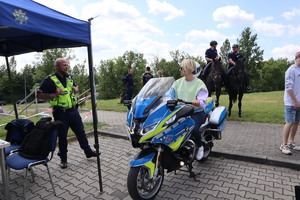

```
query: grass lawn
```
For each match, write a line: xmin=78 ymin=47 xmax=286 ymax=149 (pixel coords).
xmin=94 ymin=91 xmax=285 ymax=124
xmin=216 ymin=91 xmax=285 ymax=124
xmin=0 ymin=91 xmax=285 ymax=140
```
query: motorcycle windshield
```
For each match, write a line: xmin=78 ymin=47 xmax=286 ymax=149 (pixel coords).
xmin=136 ymin=77 xmax=175 ymax=101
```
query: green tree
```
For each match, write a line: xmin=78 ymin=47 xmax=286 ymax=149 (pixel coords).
xmin=97 ymin=59 xmax=119 ymax=99
xmin=33 ymin=48 xmax=75 ymax=85
xmin=97 ymin=51 xmax=146 ymax=99
xmin=72 ymin=60 xmax=89 ymax=95
xmin=21 ymin=64 xmax=36 ymax=101
xmin=219 ymin=39 xmax=231 ymax=68
xmin=122 ymin=51 xmax=147 ymax=95
xmin=237 ymin=27 xmax=264 ymax=90
xmin=0 ymin=56 xmax=25 ymax=103
xmin=151 ymin=50 xmax=204 ymax=80
xmin=260 ymin=58 xmax=291 ymax=91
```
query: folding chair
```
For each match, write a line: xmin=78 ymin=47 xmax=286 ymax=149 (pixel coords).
xmin=5 ymin=128 xmax=58 ymax=199
xmin=4 ymin=119 xmax=34 ymax=156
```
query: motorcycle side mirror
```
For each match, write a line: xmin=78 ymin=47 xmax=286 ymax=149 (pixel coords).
xmin=167 ymin=100 xmax=177 ymax=111
xmin=123 ymin=100 xmax=132 ymax=109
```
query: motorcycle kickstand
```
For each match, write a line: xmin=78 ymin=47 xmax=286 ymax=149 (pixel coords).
xmin=175 ymin=163 xmax=200 ymax=181
xmin=186 ymin=162 xmax=199 ymax=181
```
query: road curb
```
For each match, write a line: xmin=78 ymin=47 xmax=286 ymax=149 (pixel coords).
xmin=71 ymin=130 xmax=300 ymax=171
xmin=211 ymin=151 xmax=300 ymax=171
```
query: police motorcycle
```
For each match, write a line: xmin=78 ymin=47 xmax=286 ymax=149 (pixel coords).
xmin=124 ymin=77 xmax=227 ymax=200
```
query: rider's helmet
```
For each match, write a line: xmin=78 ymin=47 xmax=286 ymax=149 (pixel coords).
xmin=232 ymin=44 xmax=239 ymax=48
xmin=210 ymin=40 xmax=218 ymax=46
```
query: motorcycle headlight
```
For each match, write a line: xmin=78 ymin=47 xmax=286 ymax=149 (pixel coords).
xmin=141 ymin=123 xmax=157 ymax=135
xmin=165 ymin=115 xmax=176 ymax=126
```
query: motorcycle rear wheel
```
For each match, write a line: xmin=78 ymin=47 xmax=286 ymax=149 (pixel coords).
xmin=127 ymin=165 xmax=164 ymax=200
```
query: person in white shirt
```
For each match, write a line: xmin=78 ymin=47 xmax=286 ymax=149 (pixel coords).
xmin=280 ymin=51 xmax=300 ymax=155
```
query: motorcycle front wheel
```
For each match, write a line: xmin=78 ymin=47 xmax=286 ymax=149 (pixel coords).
xmin=127 ymin=165 xmax=164 ymax=200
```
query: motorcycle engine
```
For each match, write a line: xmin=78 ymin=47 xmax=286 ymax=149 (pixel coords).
xmin=177 ymin=139 xmax=196 ymax=163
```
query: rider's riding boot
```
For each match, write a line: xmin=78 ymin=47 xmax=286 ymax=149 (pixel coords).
xmin=246 ymin=85 xmax=252 ymax=93
xmin=196 ymin=146 xmax=204 ymax=160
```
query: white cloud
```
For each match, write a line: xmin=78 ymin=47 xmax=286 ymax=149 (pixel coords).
xmin=271 ymin=44 xmax=300 ymax=60
xmin=13 ymin=0 xmax=166 ymax=70
xmin=282 ymin=8 xmax=300 ymax=20
xmin=213 ymin=5 xmax=254 ymax=28
xmin=81 ymin=0 xmax=141 ymax=20
xmin=34 ymin=0 xmax=78 ymax=17
xmin=185 ymin=29 xmax=235 ymax=41
xmin=146 ymin=0 xmax=185 ymax=21
xmin=287 ymin=25 xmax=300 ymax=37
xmin=128 ymin=38 xmax=171 ymax=60
xmin=82 ymin=0 xmax=163 ymax=38
xmin=79 ymin=0 xmax=166 ymax=65
xmin=176 ymin=42 xmax=195 ymax=52
xmin=253 ymin=17 xmax=286 ymax=37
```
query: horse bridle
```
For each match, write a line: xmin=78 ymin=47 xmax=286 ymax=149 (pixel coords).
xmin=232 ymin=65 xmax=245 ymax=86
xmin=211 ymin=68 xmax=223 ymax=90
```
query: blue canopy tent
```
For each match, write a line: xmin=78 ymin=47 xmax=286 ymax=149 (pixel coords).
xmin=0 ymin=0 xmax=103 ymax=193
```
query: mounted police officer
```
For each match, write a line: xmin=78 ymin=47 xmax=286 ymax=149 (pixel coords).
xmin=228 ymin=44 xmax=243 ymax=69
xmin=227 ymin=44 xmax=251 ymax=91
xmin=201 ymin=40 xmax=220 ymax=81
xmin=37 ymin=58 xmax=98 ymax=169
xmin=227 ymin=44 xmax=243 ymax=76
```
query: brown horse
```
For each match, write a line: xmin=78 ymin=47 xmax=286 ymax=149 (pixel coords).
xmin=226 ymin=57 xmax=246 ymax=117
xmin=202 ymin=58 xmax=225 ymax=107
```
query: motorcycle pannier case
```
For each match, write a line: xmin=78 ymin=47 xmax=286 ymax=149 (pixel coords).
xmin=208 ymin=106 xmax=227 ymax=139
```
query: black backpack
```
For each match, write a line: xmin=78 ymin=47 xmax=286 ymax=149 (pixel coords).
xmin=19 ymin=117 xmax=63 ymax=160
xmin=142 ymin=73 xmax=153 ymax=85
xmin=5 ymin=119 xmax=34 ymax=145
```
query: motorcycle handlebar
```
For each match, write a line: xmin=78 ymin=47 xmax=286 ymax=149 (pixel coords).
xmin=177 ymin=99 xmax=192 ymax=105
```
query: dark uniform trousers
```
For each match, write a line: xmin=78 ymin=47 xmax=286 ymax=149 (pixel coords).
xmin=53 ymin=108 xmax=91 ymax=160
xmin=125 ymin=85 xmax=133 ymax=100
xmin=191 ymin=111 xmax=206 ymax=146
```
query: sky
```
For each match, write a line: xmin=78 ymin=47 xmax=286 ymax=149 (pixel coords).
xmin=5 ymin=0 xmax=300 ymax=71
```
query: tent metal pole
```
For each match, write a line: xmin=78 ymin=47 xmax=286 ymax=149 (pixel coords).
xmin=5 ymin=56 xmax=18 ymax=119
xmin=87 ymin=20 xmax=103 ymax=193
xmin=5 ymin=56 xmax=11 ymax=79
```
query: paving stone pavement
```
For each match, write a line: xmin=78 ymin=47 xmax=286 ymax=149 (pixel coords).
xmin=3 ymin=136 xmax=300 ymax=200
xmin=94 ymin=110 xmax=300 ymax=170
xmin=2 ymin=109 xmax=300 ymax=199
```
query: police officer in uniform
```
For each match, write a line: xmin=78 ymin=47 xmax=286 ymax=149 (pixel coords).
xmin=124 ymin=68 xmax=134 ymax=100
xmin=228 ymin=44 xmax=243 ymax=70
xmin=201 ymin=40 xmax=220 ymax=81
xmin=227 ymin=44 xmax=250 ymax=91
xmin=37 ymin=58 xmax=98 ymax=169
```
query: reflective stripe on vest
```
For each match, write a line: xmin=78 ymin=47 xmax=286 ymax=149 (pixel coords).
xmin=49 ymin=75 xmax=77 ymax=108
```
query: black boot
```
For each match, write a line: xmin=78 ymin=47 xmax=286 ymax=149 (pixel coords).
xmin=59 ymin=159 xmax=68 ymax=169
xmin=85 ymin=150 xmax=99 ymax=158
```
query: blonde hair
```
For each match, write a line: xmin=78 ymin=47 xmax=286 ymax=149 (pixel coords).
xmin=180 ymin=59 xmax=196 ymax=73
xmin=156 ymin=70 xmax=163 ymax=77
